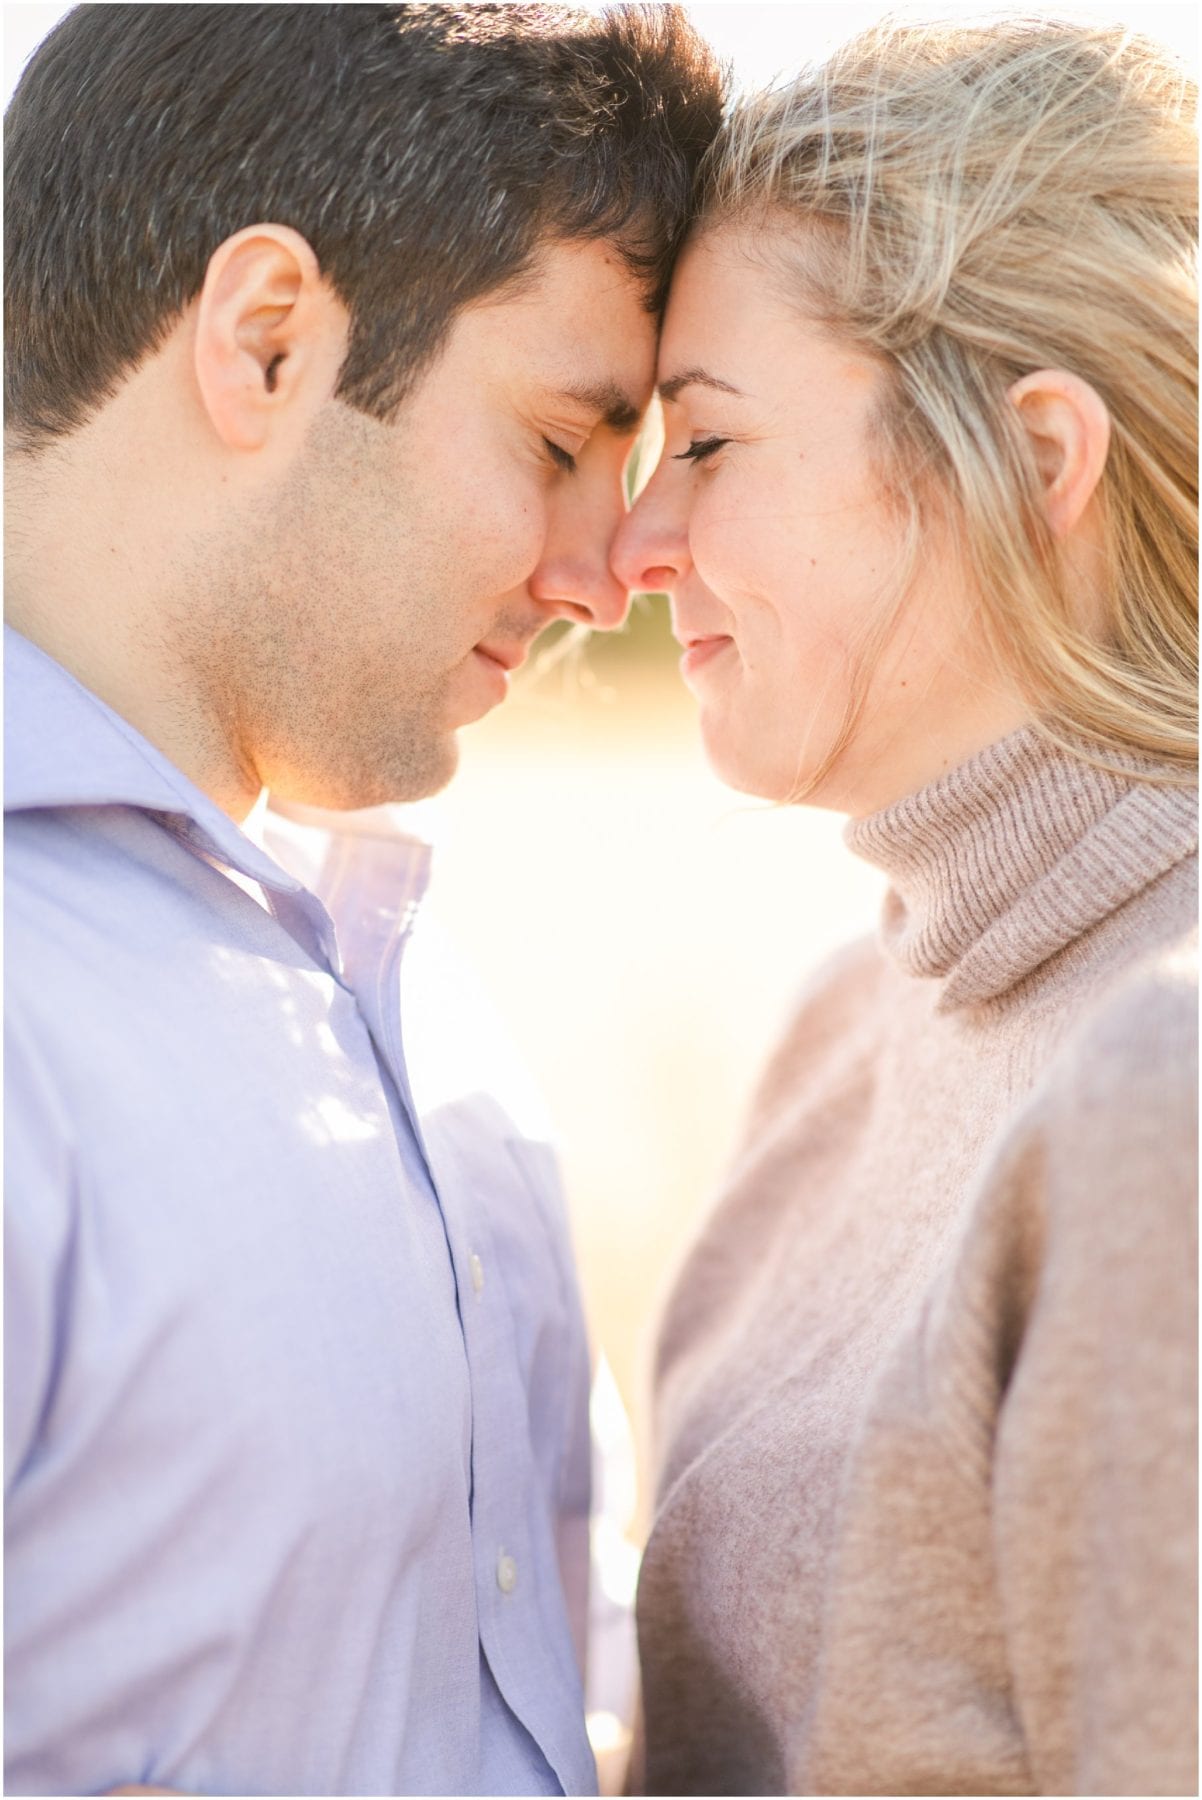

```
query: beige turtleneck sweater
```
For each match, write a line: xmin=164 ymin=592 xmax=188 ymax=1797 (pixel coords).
xmin=636 ymin=728 xmax=1198 ymax=1798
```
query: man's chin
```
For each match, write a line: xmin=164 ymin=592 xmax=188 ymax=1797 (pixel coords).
xmin=265 ymin=734 xmax=461 ymax=813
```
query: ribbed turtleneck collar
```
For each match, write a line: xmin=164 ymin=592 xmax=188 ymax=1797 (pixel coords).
xmin=844 ymin=726 xmax=1198 ymax=1009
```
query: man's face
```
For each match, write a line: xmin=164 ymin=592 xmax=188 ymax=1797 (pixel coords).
xmin=207 ymin=236 xmax=654 ymax=809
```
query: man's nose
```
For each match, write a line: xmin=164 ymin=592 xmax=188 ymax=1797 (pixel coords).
xmin=530 ymin=459 xmax=649 ymax=632
xmin=528 ymin=553 xmax=631 ymax=632
xmin=609 ymin=478 xmax=689 ymax=599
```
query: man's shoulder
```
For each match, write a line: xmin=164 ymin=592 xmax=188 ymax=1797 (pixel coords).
xmin=5 ymin=805 xmax=107 ymax=967
xmin=4 ymin=803 xmax=309 ymax=1140
xmin=5 ymin=803 xmax=193 ymax=975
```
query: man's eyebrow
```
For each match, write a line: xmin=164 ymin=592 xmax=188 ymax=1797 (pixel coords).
xmin=550 ymin=380 xmax=643 ymax=434
xmin=658 ymin=368 xmax=745 ymax=403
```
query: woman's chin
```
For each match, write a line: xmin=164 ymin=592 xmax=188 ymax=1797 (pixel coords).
xmin=697 ymin=709 xmax=850 ymax=808
xmin=698 ymin=713 xmax=793 ymax=802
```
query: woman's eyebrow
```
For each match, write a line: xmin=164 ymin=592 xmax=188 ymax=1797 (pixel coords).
xmin=658 ymin=367 xmax=745 ymax=403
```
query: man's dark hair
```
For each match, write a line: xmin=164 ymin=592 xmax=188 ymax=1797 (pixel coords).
xmin=4 ymin=2 xmax=725 ymax=447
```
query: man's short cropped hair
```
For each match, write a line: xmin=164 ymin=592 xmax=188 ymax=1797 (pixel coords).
xmin=4 ymin=2 xmax=725 ymax=448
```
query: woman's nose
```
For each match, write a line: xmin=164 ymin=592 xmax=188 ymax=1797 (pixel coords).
xmin=610 ymin=478 xmax=690 ymax=597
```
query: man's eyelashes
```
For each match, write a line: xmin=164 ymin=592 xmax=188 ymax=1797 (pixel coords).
xmin=542 ymin=437 xmax=578 ymax=474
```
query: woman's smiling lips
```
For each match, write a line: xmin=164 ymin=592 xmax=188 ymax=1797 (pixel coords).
xmin=677 ymin=632 xmax=735 ymax=679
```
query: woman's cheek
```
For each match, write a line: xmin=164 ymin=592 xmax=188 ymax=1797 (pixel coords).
xmin=691 ymin=505 xmax=753 ymax=603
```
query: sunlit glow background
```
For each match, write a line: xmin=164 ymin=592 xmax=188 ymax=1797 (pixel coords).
xmin=4 ymin=0 xmax=1195 ymax=1776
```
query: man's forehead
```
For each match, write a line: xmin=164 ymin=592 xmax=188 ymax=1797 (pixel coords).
xmin=460 ymin=236 xmax=657 ymax=427
xmin=543 ymin=318 xmax=658 ymax=428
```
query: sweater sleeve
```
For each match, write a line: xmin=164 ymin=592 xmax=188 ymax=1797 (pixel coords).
xmin=989 ymin=944 xmax=1198 ymax=1797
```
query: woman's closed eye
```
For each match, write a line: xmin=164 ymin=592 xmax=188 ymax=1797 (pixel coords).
xmin=673 ymin=435 xmax=730 ymax=464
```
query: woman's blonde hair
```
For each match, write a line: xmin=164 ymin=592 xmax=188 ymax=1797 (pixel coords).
xmin=700 ymin=13 xmax=1198 ymax=784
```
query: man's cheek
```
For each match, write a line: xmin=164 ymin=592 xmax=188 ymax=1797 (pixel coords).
xmin=469 ymin=487 xmax=547 ymax=595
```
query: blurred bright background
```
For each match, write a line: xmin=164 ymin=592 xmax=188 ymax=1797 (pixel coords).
xmin=4 ymin=0 xmax=1196 ymax=1771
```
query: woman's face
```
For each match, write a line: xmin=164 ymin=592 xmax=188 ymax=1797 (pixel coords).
xmin=612 ymin=222 xmax=1028 ymax=814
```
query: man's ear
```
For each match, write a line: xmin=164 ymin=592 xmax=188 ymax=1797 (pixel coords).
xmin=193 ymin=224 xmax=348 ymax=451
xmin=1007 ymin=368 xmax=1111 ymax=540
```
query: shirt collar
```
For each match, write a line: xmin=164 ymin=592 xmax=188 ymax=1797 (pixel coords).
xmin=3 ymin=626 xmax=434 ymax=908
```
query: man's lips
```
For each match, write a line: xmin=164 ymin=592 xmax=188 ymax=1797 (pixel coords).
xmin=473 ymin=641 xmax=530 ymax=673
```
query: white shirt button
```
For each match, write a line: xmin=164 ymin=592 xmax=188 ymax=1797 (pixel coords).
xmin=496 ymin=1552 xmax=518 ymax=1595
xmin=469 ymin=1253 xmax=485 ymax=1295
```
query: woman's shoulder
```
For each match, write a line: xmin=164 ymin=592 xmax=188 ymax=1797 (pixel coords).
xmin=925 ymin=925 xmax=1196 ymax=1492
xmin=1039 ymin=921 xmax=1197 ymax=1139
xmin=990 ymin=921 xmax=1197 ymax=1259
xmin=742 ymin=931 xmax=888 ymax=1137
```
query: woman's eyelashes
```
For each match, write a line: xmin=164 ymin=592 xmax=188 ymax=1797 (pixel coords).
xmin=673 ymin=435 xmax=730 ymax=464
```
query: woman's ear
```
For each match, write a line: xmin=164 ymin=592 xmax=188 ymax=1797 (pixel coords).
xmin=193 ymin=223 xmax=348 ymax=451
xmin=1007 ymin=368 xmax=1111 ymax=540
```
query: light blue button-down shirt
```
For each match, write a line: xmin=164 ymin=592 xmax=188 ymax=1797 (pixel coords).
xmin=4 ymin=627 xmax=596 ymax=1798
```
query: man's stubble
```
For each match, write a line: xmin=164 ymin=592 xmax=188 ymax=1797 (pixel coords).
xmin=169 ymin=403 xmax=468 ymax=812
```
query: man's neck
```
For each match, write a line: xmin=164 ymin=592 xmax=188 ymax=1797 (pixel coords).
xmin=5 ymin=448 xmax=262 ymax=824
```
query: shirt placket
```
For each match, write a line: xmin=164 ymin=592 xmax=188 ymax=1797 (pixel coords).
xmin=331 ymin=846 xmax=594 ymax=1795
xmin=421 ymin=1109 xmax=594 ymax=1794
